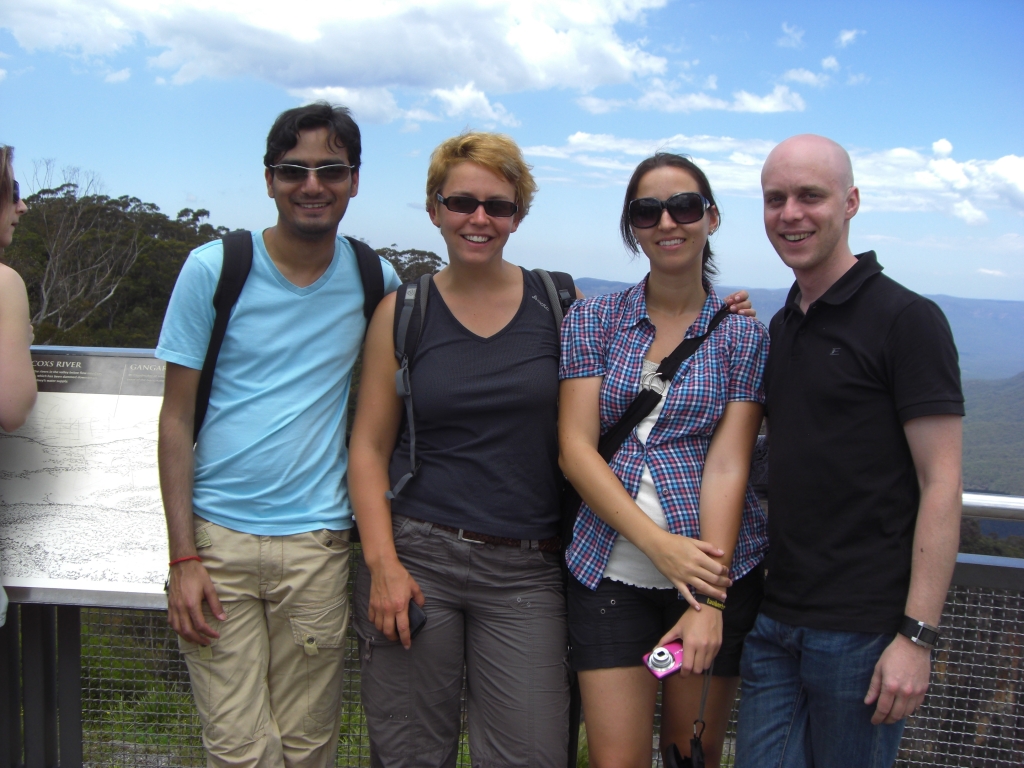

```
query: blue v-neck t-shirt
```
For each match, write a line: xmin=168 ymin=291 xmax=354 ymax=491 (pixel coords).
xmin=157 ymin=231 xmax=400 ymax=535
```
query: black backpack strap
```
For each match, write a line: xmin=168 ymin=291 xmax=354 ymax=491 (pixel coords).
xmin=193 ymin=230 xmax=253 ymax=444
xmin=596 ymin=303 xmax=729 ymax=462
xmin=347 ymin=236 xmax=386 ymax=321
xmin=386 ymin=273 xmax=432 ymax=500
xmin=533 ymin=269 xmax=577 ymax=336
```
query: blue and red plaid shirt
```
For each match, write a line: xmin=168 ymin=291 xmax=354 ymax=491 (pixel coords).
xmin=560 ymin=278 xmax=769 ymax=590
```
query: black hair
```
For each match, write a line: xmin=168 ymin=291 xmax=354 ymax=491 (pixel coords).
xmin=619 ymin=152 xmax=719 ymax=284
xmin=264 ymin=102 xmax=361 ymax=170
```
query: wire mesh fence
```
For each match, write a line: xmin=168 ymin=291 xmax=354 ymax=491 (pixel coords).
xmin=48 ymin=562 xmax=1024 ymax=767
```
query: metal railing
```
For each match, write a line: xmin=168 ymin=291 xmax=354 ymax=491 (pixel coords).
xmin=2 ymin=493 xmax=1022 ymax=768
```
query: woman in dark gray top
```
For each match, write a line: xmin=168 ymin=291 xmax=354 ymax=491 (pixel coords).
xmin=348 ymin=132 xmax=576 ymax=767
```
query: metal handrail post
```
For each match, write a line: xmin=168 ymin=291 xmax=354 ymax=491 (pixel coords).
xmin=0 ymin=606 xmax=22 ymax=768
xmin=57 ymin=607 xmax=82 ymax=768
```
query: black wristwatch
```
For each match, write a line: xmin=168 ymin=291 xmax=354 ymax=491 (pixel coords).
xmin=899 ymin=616 xmax=940 ymax=650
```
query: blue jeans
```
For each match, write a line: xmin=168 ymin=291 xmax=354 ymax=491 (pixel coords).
xmin=735 ymin=613 xmax=906 ymax=768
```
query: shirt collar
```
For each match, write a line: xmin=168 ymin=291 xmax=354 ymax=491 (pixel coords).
xmin=783 ymin=251 xmax=883 ymax=318
xmin=622 ymin=274 xmax=725 ymax=337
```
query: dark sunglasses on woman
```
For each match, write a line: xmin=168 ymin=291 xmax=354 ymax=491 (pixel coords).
xmin=629 ymin=192 xmax=710 ymax=229
xmin=12 ymin=180 xmax=19 ymax=205
xmin=436 ymin=193 xmax=518 ymax=218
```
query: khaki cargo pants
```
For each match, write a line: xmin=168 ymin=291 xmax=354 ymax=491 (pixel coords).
xmin=178 ymin=515 xmax=351 ymax=768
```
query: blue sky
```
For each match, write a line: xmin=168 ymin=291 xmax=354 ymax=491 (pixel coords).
xmin=1 ymin=0 xmax=1022 ymax=299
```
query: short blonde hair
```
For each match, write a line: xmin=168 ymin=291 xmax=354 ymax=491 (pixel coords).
xmin=425 ymin=132 xmax=537 ymax=220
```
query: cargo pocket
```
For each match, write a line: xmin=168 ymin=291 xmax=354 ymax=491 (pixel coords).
xmin=289 ymin=596 xmax=349 ymax=733
xmin=193 ymin=516 xmax=214 ymax=550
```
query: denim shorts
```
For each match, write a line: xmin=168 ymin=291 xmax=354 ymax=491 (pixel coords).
xmin=568 ymin=562 xmax=764 ymax=676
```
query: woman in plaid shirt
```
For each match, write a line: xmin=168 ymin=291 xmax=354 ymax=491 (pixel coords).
xmin=558 ymin=153 xmax=769 ymax=767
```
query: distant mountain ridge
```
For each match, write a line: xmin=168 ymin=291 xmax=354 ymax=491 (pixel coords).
xmin=575 ymin=278 xmax=1024 ymax=380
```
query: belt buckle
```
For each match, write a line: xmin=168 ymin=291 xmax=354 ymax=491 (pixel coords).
xmin=458 ymin=529 xmax=485 ymax=545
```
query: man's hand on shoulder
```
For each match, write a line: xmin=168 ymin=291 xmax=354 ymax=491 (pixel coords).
xmin=167 ymin=559 xmax=226 ymax=645
xmin=864 ymin=633 xmax=930 ymax=725
xmin=724 ymin=290 xmax=756 ymax=318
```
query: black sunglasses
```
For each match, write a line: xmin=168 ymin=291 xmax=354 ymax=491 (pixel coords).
xmin=628 ymin=192 xmax=711 ymax=229
xmin=12 ymin=180 xmax=19 ymax=205
xmin=267 ymin=163 xmax=355 ymax=184
xmin=436 ymin=193 xmax=518 ymax=218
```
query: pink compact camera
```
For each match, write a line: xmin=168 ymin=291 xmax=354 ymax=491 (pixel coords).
xmin=643 ymin=641 xmax=684 ymax=679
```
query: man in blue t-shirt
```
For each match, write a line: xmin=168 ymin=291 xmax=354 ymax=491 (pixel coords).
xmin=157 ymin=103 xmax=400 ymax=768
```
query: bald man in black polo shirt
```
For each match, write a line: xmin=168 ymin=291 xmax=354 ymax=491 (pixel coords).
xmin=735 ymin=135 xmax=964 ymax=768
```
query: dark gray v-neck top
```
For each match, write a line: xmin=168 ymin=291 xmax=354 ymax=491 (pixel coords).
xmin=388 ymin=268 xmax=562 ymax=539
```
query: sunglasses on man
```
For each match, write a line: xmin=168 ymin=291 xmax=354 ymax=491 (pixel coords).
xmin=628 ymin=192 xmax=711 ymax=229
xmin=267 ymin=163 xmax=355 ymax=184
xmin=435 ymin=193 xmax=518 ymax=218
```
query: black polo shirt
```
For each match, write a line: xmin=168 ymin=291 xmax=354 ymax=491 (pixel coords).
xmin=762 ymin=251 xmax=964 ymax=634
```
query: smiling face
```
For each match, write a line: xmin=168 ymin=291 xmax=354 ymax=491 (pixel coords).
xmin=264 ymin=126 xmax=358 ymax=241
xmin=428 ymin=161 xmax=519 ymax=266
xmin=761 ymin=135 xmax=859 ymax=276
xmin=0 ymin=168 xmax=28 ymax=251
xmin=631 ymin=165 xmax=718 ymax=281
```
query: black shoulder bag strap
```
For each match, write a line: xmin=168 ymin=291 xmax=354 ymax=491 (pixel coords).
xmin=347 ymin=236 xmax=385 ymax=321
xmin=193 ymin=230 xmax=253 ymax=444
xmin=561 ymin=303 xmax=730 ymax=545
xmin=597 ymin=304 xmax=730 ymax=461
xmin=386 ymin=273 xmax=432 ymax=500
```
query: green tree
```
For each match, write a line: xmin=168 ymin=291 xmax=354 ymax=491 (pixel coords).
xmin=5 ymin=178 xmax=227 ymax=348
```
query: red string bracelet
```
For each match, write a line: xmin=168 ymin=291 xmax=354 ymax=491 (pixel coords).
xmin=169 ymin=555 xmax=203 ymax=567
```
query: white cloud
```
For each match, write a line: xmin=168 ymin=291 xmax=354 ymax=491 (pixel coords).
xmin=731 ymin=85 xmax=805 ymax=112
xmin=431 ymin=82 xmax=519 ymax=126
xmin=821 ymin=56 xmax=839 ymax=71
xmin=932 ymin=139 xmax=953 ymax=157
xmin=704 ymin=74 xmax=718 ymax=90
xmin=584 ymin=81 xmax=804 ymax=115
xmin=978 ymin=268 xmax=1007 ymax=276
xmin=837 ymin=29 xmax=864 ymax=47
xmin=104 ymin=67 xmax=130 ymax=83
xmin=290 ymin=86 xmax=412 ymax=124
xmin=1 ymin=0 xmax=668 ymax=122
xmin=782 ymin=68 xmax=829 ymax=87
xmin=525 ymin=132 xmax=1024 ymax=224
xmin=0 ymin=68 xmax=6 ymax=81
xmin=847 ymin=73 xmax=869 ymax=85
xmin=777 ymin=23 xmax=804 ymax=48
xmin=576 ymin=94 xmax=626 ymax=114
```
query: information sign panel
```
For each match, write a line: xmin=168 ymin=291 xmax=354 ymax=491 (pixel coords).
xmin=0 ymin=348 xmax=168 ymax=608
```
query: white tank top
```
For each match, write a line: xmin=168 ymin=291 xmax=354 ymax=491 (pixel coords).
xmin=603 ymin=358 xmax=675 ymax=590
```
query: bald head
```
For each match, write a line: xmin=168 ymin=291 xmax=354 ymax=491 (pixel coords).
xmin=760 ymin=134 xmax=861 ymax=286
xmin=763 ymin=134 xmax=854 ymax=190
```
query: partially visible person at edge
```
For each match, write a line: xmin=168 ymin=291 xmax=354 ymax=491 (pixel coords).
xmin=348 ymin=133 xmax=755 ymax=766
xmin=0 ymin=144 xmax=38 ymax=628
xmin=558 ymin=153 xmax=768 ymax=768
xmin=156 ymin=103 xmax=400 ymax=768
xmin=734 ymin=134 xmax=963 ymax=768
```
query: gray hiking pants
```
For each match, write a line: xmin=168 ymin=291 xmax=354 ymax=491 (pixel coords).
xmin=354 ymin=514 xmax=570 ymax=768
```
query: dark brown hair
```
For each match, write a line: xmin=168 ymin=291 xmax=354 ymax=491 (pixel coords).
xmin=264 ymin=102 xmax=361 ymax=170
xmin=0 ymin=145 xmax=13 ymax=217
xmin=619 ymin=153 xmax=719 ymax=284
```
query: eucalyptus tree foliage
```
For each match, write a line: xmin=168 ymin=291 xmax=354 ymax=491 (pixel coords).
xmin=376 ymin=245 xmax=446 ymax=283
xmin=5 ymin=165 xmax=227 ymax=347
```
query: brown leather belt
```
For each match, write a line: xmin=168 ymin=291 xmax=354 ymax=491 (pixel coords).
xmin=433 ymin=523 xmax=561 ymax=553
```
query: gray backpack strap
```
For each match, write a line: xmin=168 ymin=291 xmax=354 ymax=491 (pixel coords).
xmin=386 ymin=273 xmax=432 ymax=500
xmin=534 ymin=268 xmax=564 ymax=332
